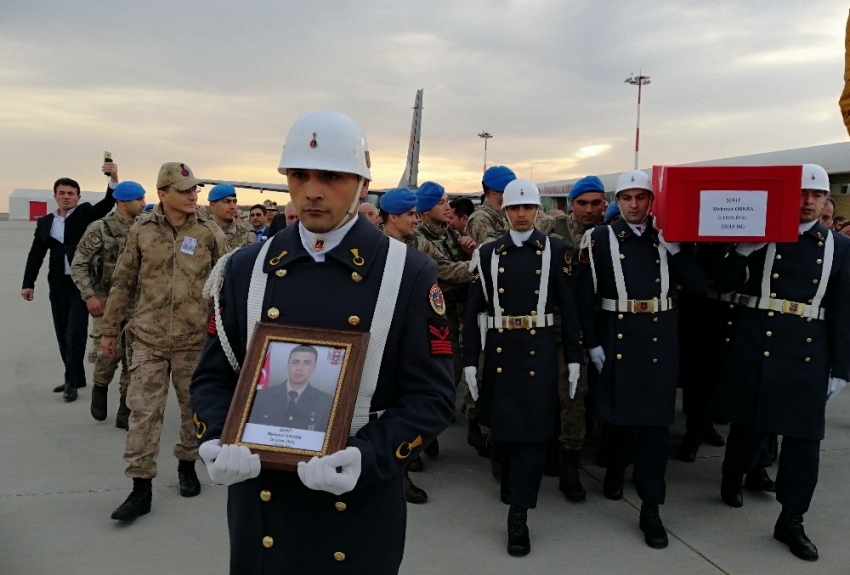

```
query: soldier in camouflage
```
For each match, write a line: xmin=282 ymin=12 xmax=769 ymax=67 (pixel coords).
xmin=71 ymin=181 xmax=147 ymax=428
xmin=208 ymin=183 xmax=256 ymax=251
xmin=538 ymin=175 xmax=607 ymax=501
xmin=100 ymin=162 xmax=228 ymax=522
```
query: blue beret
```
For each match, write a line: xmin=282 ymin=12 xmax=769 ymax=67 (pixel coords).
xmin=568 ymin=176 xmax=605 ymax=199
xmin=416 ymin=181 xmax=445 ymax=212
xmin=482 ymin=165 xmax=516 ymax=193
xmin=604 ymin=202 xmax=620 ymax=222
xmin=379 ymin=188 xmax=418 ymax=215
xmin=208 ymin=183 xmax=236 ymax=202
xmin=113 ymin=181 xmax=146 ymax=201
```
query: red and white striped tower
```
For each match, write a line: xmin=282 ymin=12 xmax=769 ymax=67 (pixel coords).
xmin=625 ymin=72 xmax=651 ymax=170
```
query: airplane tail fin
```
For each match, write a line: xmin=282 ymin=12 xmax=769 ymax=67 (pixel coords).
xmin=397 ymin=89 xmax=423 ymax=189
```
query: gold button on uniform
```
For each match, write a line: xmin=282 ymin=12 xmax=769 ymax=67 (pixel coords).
xmin=652 ymin=358 xmax=658 ymax=364
xmin=727 ymin=321 xmax=733 ymax=326
xmin=725 ymin=338 xmax=731 ymax=343
xmin=335 ymin=501 xmax=347 ymax=511
xmin=531 ymin=311 xmax=537 ymax=316
xmin=334 ymin=552 xmax=346 ymax=562
xmin=806 ymin=338 xmax=812 ymax=343
xmin=655 ymin=278 xmax=661 ymax=284
xmin=530 ymin=329 xmax=536 ymax=335
xmin=616 ymin=354 xmax=622 ymax=360
xmin=262 ymin=536 xmax=274 ymax=549
xmin=534 ymin=290 xmax=540 ymax=295
xmin=351 ymin=272 xmax=363 ymax=282
xmin=529 ymin=371 xmax=535 ymax=377
xmin=812 ymin=279 xmax=819 ymax=285
xmin=818 ymin=241 xmax=824 ymax=247
xmin=498 ymin=328 xmax=504 ymax=333
xmin=806 ymin=318 xmax=813 ymax=322
xmin=535 ymin=270 xmax=541 ymax=275
xmin=764 ymin=351 xmax=770 ymax=357
xmin=768 ymin=311 xmax=775 ymax=317
xmin=499 ymin=267 xmax=505 ymax=273
xmin=348 ymin=316 xmax=360 ymax=326
xmin=618 ymin=314 xmax=624 ymax=320
xmin=653 ymin=317 xmax=659 ymax=323
xmin=775 ymin=254 xmax=782 ymax=260
xmin=267 ymin=307 xmax=280 ymax=319
xmin=536 ymin=250 xmax=542 ymax=256
xmin=619 ymin=254 xmax=625 ymax=260
xmin=653 ymin=337 xmax=658 ymax=342
xmin=529 ymin=350 xmax=536 ymax=356
xmin=770 ymin=292 xmax=776 ymax=298
xmin=496 ymin=367 xmax=503 ymax=373
xmin=617 ymin=333 xmax=623 ymax=339
xmin=275 ymin=269 xmax=287 ymax=277
xmin=766 ymin=331 xmax=772 ymax=337
xmin=260 ymin=490 xmax=271 ymax=502
xmin=498 ymin=288 xmax=505 ymax=294
xmin=804 ymin=357 xmax=811 ymax=363
xmin=728 ymin=304 xmax=735 ymax=310
xmin=772 ymin=273 xmax=779 ymax=279
xmin=816 ymin=259 xmax=823 ymax=265
xmin=496 ymin=347 xmax=502 ymax=353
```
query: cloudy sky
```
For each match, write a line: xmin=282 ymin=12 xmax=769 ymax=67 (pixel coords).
xmin=1 ymin=1 xmax=847 ymax=210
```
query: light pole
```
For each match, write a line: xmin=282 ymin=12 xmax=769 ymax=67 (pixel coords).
xmin=478 ymin=130 xmax=493 ymax=174
xmin=624 ymin=72 xmax=650 ymax=170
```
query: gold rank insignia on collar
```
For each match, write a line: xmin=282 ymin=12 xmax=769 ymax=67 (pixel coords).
xmin=534 ymin=239 xmax=543 ymax=248
xmin=268 ymin=249 xmax=288 ymax=266
xmin=619 ymin=230 xmax=626 ymax=238
xmin=350 ymin=248 xmax=365 ymax=266
xmin=817 ymin=231 xmax=824 ymax=239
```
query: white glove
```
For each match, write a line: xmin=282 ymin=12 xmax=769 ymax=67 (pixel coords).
xmin=199 ymin=439 xmax=261 ymax=486
xmin=567 ymin=363 xmax=580 ymax=399
xmin=827 ymin=377 xmax=847 ymax=402
xmin=588 ymin=346 xmax=605 ymax=373
xmin=735 ymin=242 xmax=767 ymax=257
xmin=297 ymin=446 xmax=362 ymax=496
xmin=657 ymin=230 xmax=681 ymax=255
xmin=464 ymin=366 xmax=479 ymax=401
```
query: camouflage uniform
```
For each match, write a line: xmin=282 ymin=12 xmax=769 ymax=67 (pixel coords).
xmin=101 ymin=205 xmax=228 ymax=479
xmin=70 ymin=212 xmax=135 ymax=395
xmin=466 ymin=201 xmax=507 ymax=247
xmin=543 ymin=214 xmax=595 ymax=450
xmin=214 ymin=217 xmax=257 ymax=251
xmin=415 ymin=220 xmax=473 ymax=385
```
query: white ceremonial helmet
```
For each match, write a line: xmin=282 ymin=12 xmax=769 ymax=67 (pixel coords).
xmin=278 ymin=110 xmax=371 ymax=180
xmin=801 ymin=164 xmax=830 ymax=193
xmin=502 ymin=178 xmax=541 ymax=208
xmin=615 ymin=169 xmax=653 ymax=196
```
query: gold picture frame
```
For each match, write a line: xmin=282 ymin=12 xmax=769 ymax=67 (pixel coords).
xmin=220 ymin=323 xmax=369 ymax=471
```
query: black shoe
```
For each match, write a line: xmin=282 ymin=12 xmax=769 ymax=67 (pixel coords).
xmin=639 ymin=503 xmax=669 ymax=549
xmin=467 ymin=419 xmax=490 ymax=458
xmin=559 ymin=448 xmax=586 ymax=502
xmin=116 ymin=393 xmax=130 ymax=430
xmin=677 ymin=433 xmax=700 ymax=463
xmin=403 ymin=469 xmax=427 ymax=504
xmin=90 ymin=385 xmax=108 ymax=421
xmin=111 ymin=478 xmax=152 ymax=521
xmin=703 ymin=426 xmax=726 ymax=447
xmin=423 ymin=437 xmax=440 ymax=458
xmin=408 ymin=454 xmax=424 ymax=473
xmin=744 ymin=468 xmax=776 ymax=492
xmin=177 ymin=460 xmax=201 ymax=497
xmin=774 ymin=508 xmax=818 ymax=561
xmin=63 ymin=384 xmax=78 ymax=402
xmin=721 ymin=475 xmax=744 ymax=508
xmin=603 ymin=468 xmax=625 ymax=500
xmin=507 ymin=505 xmax=530 ymax=556
xmin=53 ymin=384 xmax=66 ymax=393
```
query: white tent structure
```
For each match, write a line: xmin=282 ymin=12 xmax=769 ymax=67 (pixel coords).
xmin=9 ymin=189 xmax=108 ymax=221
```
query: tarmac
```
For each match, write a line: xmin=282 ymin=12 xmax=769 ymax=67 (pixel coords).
xmin=1 ymin=218 xmax=849 ymax=575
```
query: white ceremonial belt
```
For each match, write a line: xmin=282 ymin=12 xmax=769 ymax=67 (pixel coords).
xmin=705 ymin=289 xmax=735 ymax=302
xmin=600 ymin=298 xmax=673 ymax=314
xmin=732 ymin=294 xmax=826 ymax=320
xmin=486 ymin=313 xmax=554 ymax=330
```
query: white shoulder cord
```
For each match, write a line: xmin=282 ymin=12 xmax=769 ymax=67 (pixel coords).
xmin=349 ymin=238 xmax=406 ymax=435
xmin=607 ymin=227 xmax=629 ymax=303
xmin=760 ymin=243 xmax=778 ymax=300
xmin=245 ymin=240 xmax=275 ymax=347
xmin=203 ymin=248 xmax=244 ymax=373
xmin=580 ymin=229 xmax=597 ymax=294
xmin=812 ymin=233 xmax=834 ymax=309
xmin=490 ymin=247 xmax=503 ymax=323
xmin=536 ymin=237 xmax=551 ymax=326
xmin=658 ymin=239 xmax=670 ymax=300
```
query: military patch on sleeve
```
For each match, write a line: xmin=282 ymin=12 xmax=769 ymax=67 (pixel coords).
xmin=429 ymin=284 xmax=446 ymax=315
xmin=427 ymin=319 xmax=453 ymax=356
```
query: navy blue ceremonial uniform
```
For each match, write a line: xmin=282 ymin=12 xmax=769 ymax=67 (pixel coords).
xmin=190 ymin=215 xmax=455 ymax=575
xmin=714 ymin=222 xmax=850 ymax=513
xmin=462 ymin=229 xmax=582 ymax=507
xmin=248 ymin=382 xmax=333 ymax=432
xmin=576 ymin=218 xmax=707 ymax=505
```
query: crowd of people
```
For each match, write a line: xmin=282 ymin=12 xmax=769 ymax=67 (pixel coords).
xmin=19 ymin=109 xmax=850 ymax=573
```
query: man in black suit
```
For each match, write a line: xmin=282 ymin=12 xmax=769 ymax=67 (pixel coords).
xmin=21 ymin=163 xmax=118 ymax=402
xmin=249 ymin=345 xmax=334 ymax=432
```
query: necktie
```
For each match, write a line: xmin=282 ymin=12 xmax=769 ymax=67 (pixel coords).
xmin=287 ymin=390 xmax=298 ymax=413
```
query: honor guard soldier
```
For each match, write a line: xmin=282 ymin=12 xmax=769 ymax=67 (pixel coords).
xmin=190 ymin=110 xmax=455 ymax=575
xmin=575 ymin=169 xmax=707 ymax=549
xmin=209 ymin=183 xmax=257 ymax=251
xmin=463 ymin=179 xmax=582 ymax=556
xmin=539 ymin=175 xmax=607 ymax=500
xmin=713 ymin=164 xmax=850 ymax=562
xmin=101 ymin=162 xmax=229 ymax=521
xmin=70 ymin=181 xmax=147 ymax=427
xmin=463 ymin=165 xmax=517 ymax=457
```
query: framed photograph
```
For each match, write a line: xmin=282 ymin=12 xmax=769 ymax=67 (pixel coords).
xmin=220 ymin=323 xmax=370 ymax=471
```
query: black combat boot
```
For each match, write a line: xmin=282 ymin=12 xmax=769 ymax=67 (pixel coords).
xmin=408 ymin=454 xmax=424 ymax=472
xmin=423 ymin=437 xmax=440 ymax=457
xmin=639 ymin=503 xmax=669 ymax=549
xmin=467 ymin=419 xmax=490 ymax=457
xmin=111 ymin=478 xmax=152 ymax=521
xmin=115 ymin=393 xmax=130 ymax=430
xmin=559 ymin=448 xmax=586 ymax=502
xmin=90 ymin=385 xmax=108 ymax=421
xmin=507 ymin=505 xmax=530 ymax=556
xmin=720 ymin=474 xmax=744 ymax=508
xmin=178 ymin=460 xmax=201 ymax=497
xmin=603 ymin=467 xmax=625 ymax=500
xmin=677 ymin=432 xmax=701 ymax=463
xmin=773 ymin=508 xmax=818 ymax=561
xmin=744 ymin=468 xmax=776 ymax=492
xmin=403 ymin=467 xmax=427 ymax=504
